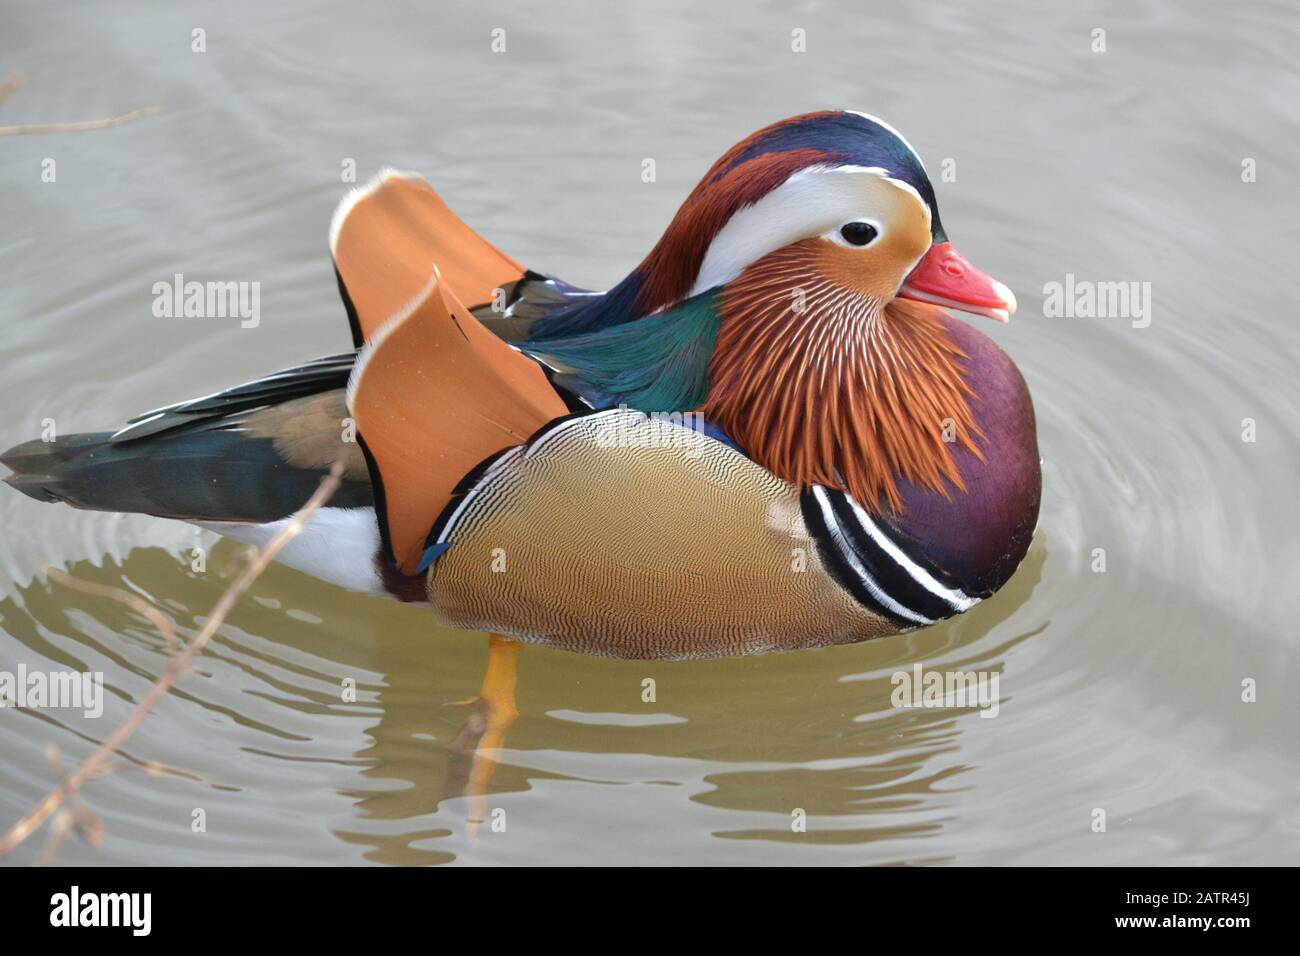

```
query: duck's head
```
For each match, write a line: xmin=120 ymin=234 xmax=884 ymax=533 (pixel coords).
xmin=632 ymin=109 xmax=1016 ymax=324
xmin=660 ymin=111 xmax=1019 ymax=515
xmin=529 ymin=111 xmax=1023 ymax=516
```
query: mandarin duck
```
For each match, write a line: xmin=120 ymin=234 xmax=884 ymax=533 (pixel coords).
xmin=2 ymin=111 xmax=1040 ymax=662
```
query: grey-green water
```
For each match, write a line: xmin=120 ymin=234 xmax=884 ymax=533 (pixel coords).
xmin=1 ymin=0 xmax=1297 ymax=864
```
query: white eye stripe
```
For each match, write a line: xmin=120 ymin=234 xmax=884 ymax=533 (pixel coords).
xmin=884 ymin=176 xmax=928 ymax=217
xmin=690 ymin=165 xmax=926 ymax=298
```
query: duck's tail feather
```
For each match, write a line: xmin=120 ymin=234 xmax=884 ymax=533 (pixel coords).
xmin=2 ymin=170 xmax=583 ymax=537
xmin=1 ymin=432 xmax=106 ymax=504
xmin=1 ymin=368 xmax=374 ymax=523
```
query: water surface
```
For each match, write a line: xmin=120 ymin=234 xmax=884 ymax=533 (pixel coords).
xmin=1 ymin=0 xmax=1297 ymax=864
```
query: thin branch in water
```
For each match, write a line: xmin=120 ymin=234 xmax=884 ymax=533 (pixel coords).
xmin=34 ymin=811 xmax=75 ymax=868
xmin=45 ymin=566 xmax=180 ymax=650
xmin=47 ymin=745 xmax=104 ymax=844
xmin=0 ymin=461 xmax=345 ymax=858
xmin=0 ymin=71 xmax=24 ymax=107
xmin=0 ymin=105 xmax=160 ymax=138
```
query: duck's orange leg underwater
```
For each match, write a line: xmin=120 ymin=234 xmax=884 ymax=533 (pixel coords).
xmin=446 ymin=634 xmax=520 ymax=835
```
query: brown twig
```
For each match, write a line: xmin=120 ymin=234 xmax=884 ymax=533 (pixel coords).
xmin=34 ymin=812 xmax=75 ymax=867
xmin=35 ymin=746 xmax=104 ymax=865
xmin=0 ymin=461 xmax=345 ymax=858
xmin=0 ymin=71 xmax=24 ymax=107
xmin=45 ymin=566 xmax=179 ymax=649
xmin=46 ymin=745 xmax=104 ymax=844
xmin=0 ymin=105 xmax=160 ymax=138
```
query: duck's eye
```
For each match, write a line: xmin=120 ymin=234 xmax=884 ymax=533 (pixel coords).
xmin=840 ymin=221 xmax=879 ymax=246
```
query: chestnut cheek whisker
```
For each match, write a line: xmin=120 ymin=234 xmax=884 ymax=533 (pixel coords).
xmin=704 ymin=249 xmax=983 ymax=514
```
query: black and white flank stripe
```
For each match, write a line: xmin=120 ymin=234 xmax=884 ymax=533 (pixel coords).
xmin=801 ymin=486 xmax=979 ymax=627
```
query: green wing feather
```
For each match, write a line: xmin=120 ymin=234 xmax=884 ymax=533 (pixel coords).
xmin=518 ymin=290 xmax=721 ymax=413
